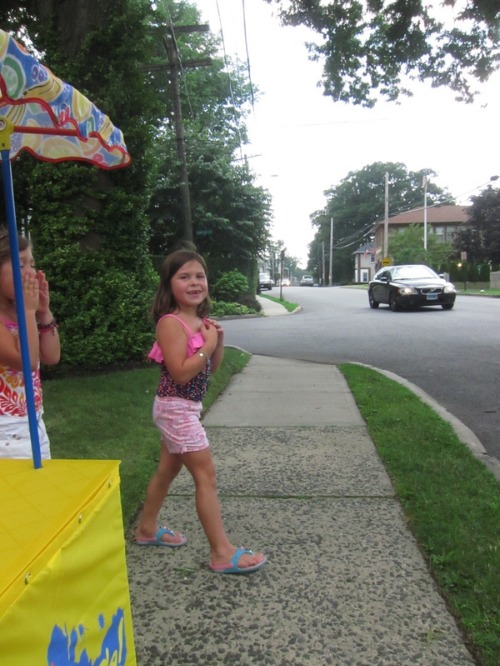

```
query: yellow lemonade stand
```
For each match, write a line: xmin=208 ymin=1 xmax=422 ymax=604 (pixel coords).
xmin=0 ymin=29 xmax=136 ymax=664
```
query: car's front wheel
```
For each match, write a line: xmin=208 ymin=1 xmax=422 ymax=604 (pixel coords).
xmin=368 ymin=290 xmax=379 ymax=309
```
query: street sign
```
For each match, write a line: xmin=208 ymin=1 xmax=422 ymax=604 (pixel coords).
xmin=382 ymin=257 xmax=392 ymax=266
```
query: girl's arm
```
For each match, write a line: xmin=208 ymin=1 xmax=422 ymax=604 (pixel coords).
xmin=158 ymin=317 xmax=218 ymax=385
xmin=204 ymin=318 xmax=224 ymax=373
xmin=36 ymin=271 xmax=60 ymax=366
xmin=0 ymin=272 xmax=40 ymax=371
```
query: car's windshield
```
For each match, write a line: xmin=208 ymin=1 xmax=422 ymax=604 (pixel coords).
xmin=391 ymin=265 xmax=437 ymax=280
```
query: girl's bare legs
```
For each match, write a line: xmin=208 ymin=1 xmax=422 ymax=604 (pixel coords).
xmin=181 ymin=448 xmax=265 ymax=568
xmin=135 ymin=442 xmax=185 ymax=545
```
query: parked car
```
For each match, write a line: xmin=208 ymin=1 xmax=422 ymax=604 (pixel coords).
xmin=280 ymin=278 xmax=291 ymax=287
xmin=368 ymin=264 xmax=456 ymax=311
xmin=300 ymin=274 xmax=314 ymax=286
xmin=259 ymin=273 xmax=273 ymax=290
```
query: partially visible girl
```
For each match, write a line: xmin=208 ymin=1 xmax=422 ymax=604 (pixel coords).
xmin=135 ymin=244 xmax=267 ymax=574
xmin=0 ymin=227 xmax=60 ymax=459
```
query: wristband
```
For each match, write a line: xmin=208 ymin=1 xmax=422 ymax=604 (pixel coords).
xmin=38 ymin=318 xmax=58 ymax=334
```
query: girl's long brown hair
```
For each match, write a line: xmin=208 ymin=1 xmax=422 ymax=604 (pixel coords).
xmin=152 ymin=246 xmax=211 ymax=322
xmin=0 ymin=227 xmax=30 ymax=267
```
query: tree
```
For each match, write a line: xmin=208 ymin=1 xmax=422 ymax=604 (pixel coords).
xmin=388 ymin=223 xmax=453 ymax=269
xmin=308 ymin=162 xmax=452 ymax=283
xmin=0 ymin=0 xmax=272 ymax=366
xmin=266 ymin=0 xmax=500 ymax=106
xmin=0 ymin=0 xmax=165 ymax=367
xmin=453 ymin=185 xmax=500 ymax=263
xmin=147 ymin=1 xmax=272 ymax=284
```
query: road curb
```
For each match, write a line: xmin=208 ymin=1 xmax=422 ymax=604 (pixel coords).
xmin=353 ymin=362 xmax=500 ymax=480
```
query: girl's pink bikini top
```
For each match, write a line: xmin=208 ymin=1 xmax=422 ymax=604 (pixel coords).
xmin=148 ymin=314 xmax=205 ymax=363
xmin=148 ymin=314 xmax=210 ymax=402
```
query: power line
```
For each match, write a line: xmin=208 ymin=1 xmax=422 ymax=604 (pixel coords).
xmin=241 ymin=0 xmax=255 ymax=112
xmin=214 ymin=0 xmax=244 ymax=160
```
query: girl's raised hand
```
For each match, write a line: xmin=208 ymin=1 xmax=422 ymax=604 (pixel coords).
xmin=35 ymin=270 xmax=50 ymax=314
xmin=200 ymin=319 xmax=218 ymax=349
xmin=22 ymin=271 xmax=39 ymax=313
xmin=202 ymin=317 xmax=225 ymax=345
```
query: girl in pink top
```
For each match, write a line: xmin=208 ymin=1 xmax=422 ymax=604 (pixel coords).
xmin=135 ymin=244 xmax=266 ymax=574
xmin=0 ymin=228 xmax=60 ymax=459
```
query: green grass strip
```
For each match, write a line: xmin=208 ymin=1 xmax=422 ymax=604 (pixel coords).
xmin=339 ymin=363 xmax=500 ymax=666
xmin=260 ymin=293 xmax=299 ymax=312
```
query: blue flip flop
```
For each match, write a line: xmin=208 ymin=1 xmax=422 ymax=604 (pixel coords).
xmin=135 ymin=527 xmax=187 ymax=547
xmin=209 ymin=547 xmax=267 ymax=574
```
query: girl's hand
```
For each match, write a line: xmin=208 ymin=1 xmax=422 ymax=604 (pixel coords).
xmin=35 ymin=270 xmax=50 ymax=314
xmin=22 ymin=271 xmax=39 ymax=313
xmin=200 ymin=320 xmax=218 ymax=350
xmin=202 ymin=318 xmax=225 ymax=345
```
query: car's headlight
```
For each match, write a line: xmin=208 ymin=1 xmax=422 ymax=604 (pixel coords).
xmin=398 ymin=286 xmax=418 ymax=295
xmin=444 ymin=285 xmax=456 ymax=293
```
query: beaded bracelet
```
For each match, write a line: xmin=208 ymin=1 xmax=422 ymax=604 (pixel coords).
xmin=37 ymin=318 xmax=58 ymax=335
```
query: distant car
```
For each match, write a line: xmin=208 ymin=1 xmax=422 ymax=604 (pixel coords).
xmin=300 ymin=274 xmax=314 ymax=286
xmin=259 ymin=273 xmax=273 ymax=290
xmin=280 ymin=278 xmax=291 ymax=287
xmin=368 ymin=264 xmax=456 ymax=311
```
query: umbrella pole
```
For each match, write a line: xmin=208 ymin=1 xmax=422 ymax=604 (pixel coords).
xmin=1 ymin=123 xmax=42 ymax=468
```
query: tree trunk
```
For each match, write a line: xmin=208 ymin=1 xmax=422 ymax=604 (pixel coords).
xmin=34 ymin=0 xmax=110 ymax=57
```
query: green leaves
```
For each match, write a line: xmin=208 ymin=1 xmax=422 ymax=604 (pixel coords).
xmin=455 ymin=186 xmax=500 ymax=264
xmin=269 ymin=0 xmax=499 ymax=105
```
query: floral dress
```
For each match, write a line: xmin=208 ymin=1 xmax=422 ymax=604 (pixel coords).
xmin=0 ymin=318 xmax=50 ymax=459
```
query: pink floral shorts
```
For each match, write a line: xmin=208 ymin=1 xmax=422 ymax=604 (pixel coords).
xmin=152 ymin=396 xmax=209 ymax=454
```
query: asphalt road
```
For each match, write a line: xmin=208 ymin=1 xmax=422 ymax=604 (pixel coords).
xmin=221 ymin=286 xmax=500 ymax=463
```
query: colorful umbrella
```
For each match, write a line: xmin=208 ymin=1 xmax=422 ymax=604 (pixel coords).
xmin=0 ymin=29 xmax=131 ymax=467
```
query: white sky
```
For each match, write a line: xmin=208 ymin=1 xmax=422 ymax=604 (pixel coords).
xmin=195 ymin=0 xmax=500 ymax=266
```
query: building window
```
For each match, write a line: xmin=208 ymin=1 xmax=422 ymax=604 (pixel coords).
xmin=446 ymin=225 xmax=458 ymax=242
xmin=434 ymin=225 xmax=445 ymax=243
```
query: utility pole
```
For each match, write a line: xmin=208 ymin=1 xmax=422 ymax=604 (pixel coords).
xmin=329 ymin=216 xmax=333 ymax=286
xmin=322 ymin=241 xmax=325 ymax=286
xmin=280 ymin=248 xmax=285 ymax=300
xmin=423 ymin=174 xmax=428 ymax=251
xmin=162 ymin=25 xmax=211 ymax=242
xmin=383 ymin=172 xmax=389 ymax=260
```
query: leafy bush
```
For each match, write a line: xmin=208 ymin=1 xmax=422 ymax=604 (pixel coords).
xmin=449 ymin=260 xmax=498 ymax=283
xmin=44 ymin=244 xmax=157 ymax=370
xmin=210 ymin=301 xmax=256 ymax=317
xmin=212 ymin=270 xmax=249 ymax=302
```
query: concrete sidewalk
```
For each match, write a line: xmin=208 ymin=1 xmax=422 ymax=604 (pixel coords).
xmin=127 ymin=299 xmax=474 ymax=666
xmin=126 ymin=334 xmax=475 ymax=664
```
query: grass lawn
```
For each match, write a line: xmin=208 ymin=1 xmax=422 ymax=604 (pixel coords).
xmin=43 ymin=351 xmax=500 ymax=665
xmin=340 ymin=363 xmax=500 ymax=666
xmin=457 ymin=288 xmax=500 ymax=296
xmin=259 ymin=293 xmax=300 ymax=312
